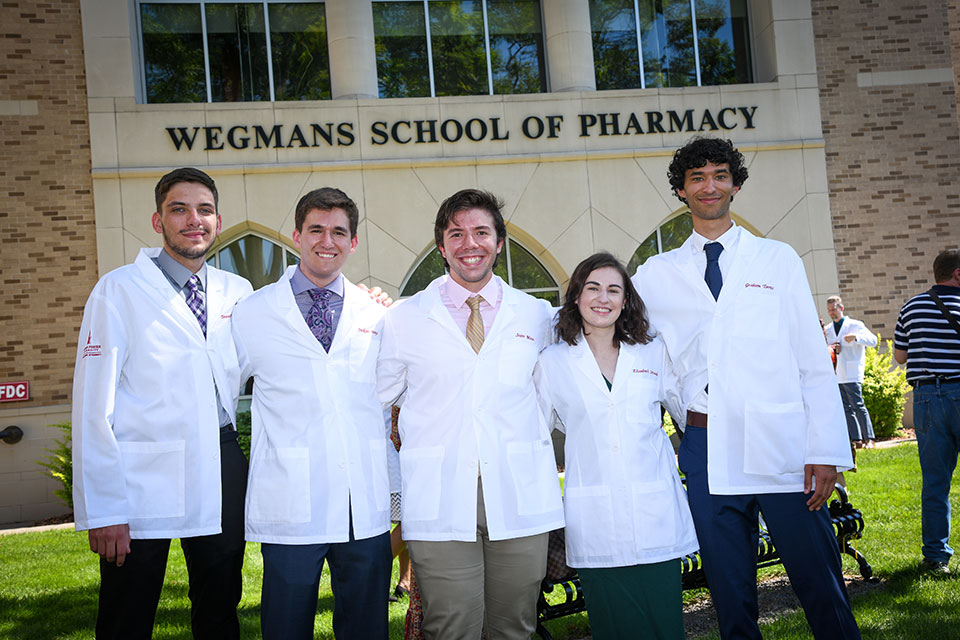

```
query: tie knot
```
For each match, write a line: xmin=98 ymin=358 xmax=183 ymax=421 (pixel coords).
xmin=186 ymin=274 xmax=202 ymax=295
xmin=705 ymin=242 xmax=723 ymax=262
xmin=309 ymin=288 xmax=332 ymax=303
xmin=466 ymin=296 xmax=483 ymax=311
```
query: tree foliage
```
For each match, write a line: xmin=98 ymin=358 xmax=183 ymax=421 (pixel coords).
xmin=37 ymin=421 xmax=73 ymax=511
xmin=862 ymin=336 xmax=911 ymax=438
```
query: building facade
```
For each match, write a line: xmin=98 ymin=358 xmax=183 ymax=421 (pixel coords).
xmin=0 ymin=0 xmax=957 ymax=525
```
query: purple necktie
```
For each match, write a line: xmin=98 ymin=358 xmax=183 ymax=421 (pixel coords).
xmin=185 ymin=274 xmax=206 ymax=336
xmin=307 ymin=288 xmax=334 ymax=351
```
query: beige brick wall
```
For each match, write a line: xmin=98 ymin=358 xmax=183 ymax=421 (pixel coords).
xmin=811 ymin=0 xmax=960 ymax=340
xmin=0 ymin=1 xmax=96 ymax=523
xmin=0 ymin=1 xmax=96 ymax=404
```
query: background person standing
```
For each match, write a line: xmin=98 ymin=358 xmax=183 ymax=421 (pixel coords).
xmin=825 ymin=295 xmax=879 ymax=448
xmin=894 ymin=248 xmax=960 ymax=574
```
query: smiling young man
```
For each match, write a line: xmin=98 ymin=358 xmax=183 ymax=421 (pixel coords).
xmin=72 ymin=168 xmax=253 ymax=639
xmin=230 ymin=187 xmax=396 ymax=640
xmin=377 ymin=189 xmax=563 ymax=640
xmin=632 ymin=137 xmax=861 ymax=639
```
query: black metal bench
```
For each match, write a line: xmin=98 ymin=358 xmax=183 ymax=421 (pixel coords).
xmin=535 ymin=485 xmax=871 ymax=640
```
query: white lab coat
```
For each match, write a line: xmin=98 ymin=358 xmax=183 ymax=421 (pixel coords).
xmin=72 ymin=248 xmax=252 ymax=538
xmin=537 ymin=336 xmax=698 ymax=568
xmin=825 ymin=317 xmax=877 ymax=383
xmin=377 ymin=275 xmax=564 ymax=542
xmin=232 ymin=267 xmax=396 ymax=544
xmin=633 ymin=229 xmax=853 ymax=495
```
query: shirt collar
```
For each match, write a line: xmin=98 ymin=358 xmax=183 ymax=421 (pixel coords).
xmin=690 ymin=221 xmax=740 ymax=256
xmin=443 ymin=274 xmax=501 ymax=310
xmin=291 ymin=266 xmax=344 ymax=298
xmin=156 ymin=247 xmax=207 ymax=291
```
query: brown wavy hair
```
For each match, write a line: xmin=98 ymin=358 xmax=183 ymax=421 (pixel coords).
xmin=555 ymin=252 xmax=651 ymax=347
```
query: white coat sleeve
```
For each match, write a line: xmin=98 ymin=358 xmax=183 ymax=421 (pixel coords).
xmin=231 ymin=303 xmax=253 ymax=389
xmin=658 ymin=345 xmax=684 ymax=431
xmin=784 ymin=257 xmax=854 ymax=470
xmin=534 ymin=358 xmax=564 ymax=434
xmin=376 ymin=309 xmax=407 ymax=407
xmin=384 ymin=406 xmax=402 ymax=495
xmin=71 ymin=291 xmax=131 ymax=531
xmin=855 ymin=321 xmax=878 ymax=347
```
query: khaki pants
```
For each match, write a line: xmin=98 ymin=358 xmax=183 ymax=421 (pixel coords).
xmin=406 ymin=481 xmax=548 ymax=640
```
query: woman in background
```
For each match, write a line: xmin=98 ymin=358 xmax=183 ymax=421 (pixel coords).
xmin=537 ymin=252 xmax=698 ymax=639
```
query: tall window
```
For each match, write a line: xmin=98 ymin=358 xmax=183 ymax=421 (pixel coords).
xmin=373 ymin=0 xmax=547 ymax=98
xmin=400 ymin=236 xmax=560 ymax=304
xmin=207 ymin=233 xmax=300 ymax=290
xmin=590 ymin=0 xmax=752 ymax=90
xmin=138 ymin=1 xmax=330 ymax=103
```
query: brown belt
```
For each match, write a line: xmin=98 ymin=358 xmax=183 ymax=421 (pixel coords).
xmin=686 ymin=410 xmax=708 ymax=429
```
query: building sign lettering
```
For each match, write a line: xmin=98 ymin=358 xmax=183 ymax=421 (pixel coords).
xmin=0 ymin=380 xmax=29 ymax=403
xmin=165 ymin=106 xmax=758 ymax=152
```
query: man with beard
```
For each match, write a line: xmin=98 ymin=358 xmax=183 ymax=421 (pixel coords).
xmin=72 ymin=168 xmax=253 ymax=639
xmin=632 ymin=138 xmax=860 ymax=639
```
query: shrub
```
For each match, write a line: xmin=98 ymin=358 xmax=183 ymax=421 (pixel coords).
xmin=236 ymin=410 xmax=252 ymax=459
xmin=862 ymin=336 xmax=910 ymax=438
xmin=37 ymin=421 xmax=73 ymax=511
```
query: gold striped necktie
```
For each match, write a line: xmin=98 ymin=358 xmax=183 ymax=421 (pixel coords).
xmin=466 ymin=296 xmax=485 ymax=353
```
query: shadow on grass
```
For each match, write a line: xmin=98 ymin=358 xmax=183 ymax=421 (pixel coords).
xmin=0 ymin=585 xmax=98 ymax=638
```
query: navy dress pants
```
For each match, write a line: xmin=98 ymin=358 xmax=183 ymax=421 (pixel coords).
xmin=679 ymin=425 xmax=861 ymax=640
xmin=260 ymin=523 xmax=391 ymax=640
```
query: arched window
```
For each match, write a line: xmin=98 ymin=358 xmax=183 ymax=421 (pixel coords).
xmin=400 ymin=236 xmax=561 ymax=304
xmin=206 ymin=233 xmax=299 ymax=289
xmin=626 ymin=212 xmax=692 ymax=274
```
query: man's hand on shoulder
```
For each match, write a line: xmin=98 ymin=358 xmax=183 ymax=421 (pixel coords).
xmin=356 ymin=282 xmax=393 ymax=307
xmin=88 ymin=523 xmax=132 ymax=566
xmin=804 ymin=464 xmax=837 ymax=511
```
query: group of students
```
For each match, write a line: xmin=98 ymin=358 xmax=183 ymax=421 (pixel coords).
xmin=71 ymin=136 xmax=862 ymax=640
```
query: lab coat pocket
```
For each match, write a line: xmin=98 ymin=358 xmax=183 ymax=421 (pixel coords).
xmin=564 ymin=486 xmax=614 ymax=560
xmin=118 ymin=440 xmax=185 ymax=519
xmin=349 ymin=331 xmax=378 ymax=383
xmin=506 ymin=440 xmax=561 ymax=516
xmin=733 ymin=289 xmax=780 ymax=340
xmin=743 ymin=401 xmax=806 ymax=475
xmin=498 ymin=341 xmax=538 ymax=388
xmin=400 ymin=446 xmax=444 ymax=522
xmin=248 ymin=448 xmax=311 ymax=524
xmin=369 ymin=439 xmax=390 ymax=512
xmin=631 ymin=480 xmax=675 ymax=549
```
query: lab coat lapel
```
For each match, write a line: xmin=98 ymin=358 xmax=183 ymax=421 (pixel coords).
xmin=423 ymin=278 xmax=475 ymax=351
xmin=609 ymin=342 xmax=637 ymax=399
xmin=275 ymin=265 xmax=328 ymax=356
xmin=133 ymin=249 xmax=206 ymax=341
xmin=674 ymin=237 xmax=718 ymax=304
xmin=570 ymin=335 xmax=611 ymax=396
xmin=484 ymin=277 xmax=515 ymax=350
xmin=717 ymin=228 xmax=759 ymax=311
xmin=335 ymin=276 xmax=362 ymax=351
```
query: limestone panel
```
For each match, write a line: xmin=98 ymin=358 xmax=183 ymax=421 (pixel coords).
xmin=80 ymin=0 xmax=131 ymax=38
xmin=586 ymin=158 xmax=674 ymax=242
xmin=84 ymin=36 xmax=135 ymax=98
xmin=731 ymin=149 xmax=806 ymax=235
xmin=361 ymin=168 xmax=441 ymax=255
xmin=766 ymin=197 xmax=812 ymax=257
xmin=511 ymin=161 xmax=591 ymax=252
xmin=96 ymin=227 xmax=126 ymax=276
xmin=116 ymin=109 xmax=209 ymax=167
xmin=544 ymin=210 xmax=595 ymax=277
xmin=774 ymin=19 xmax=817 ymax=76
xmin=475 ymin=162 xmax=540 ymax=220
xmin=366 ymin=220 xmax=418 ymax=291
xmin=590 ymin=210 xmax=646 ymax=266
xmin=89 ymin=113 xmax=119 ymax=168
xmin=93 ymin=178 xmax=123 ymax=229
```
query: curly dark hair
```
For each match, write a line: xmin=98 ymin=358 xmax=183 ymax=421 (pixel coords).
xmin=668 ymin=137 xmax=749 ymax=204
xmin=555 ymin=252 xmax=652 ymax=347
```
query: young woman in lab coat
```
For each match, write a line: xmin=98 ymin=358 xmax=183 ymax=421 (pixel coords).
xmin=537 ymin=252 xmax=698 ymax=639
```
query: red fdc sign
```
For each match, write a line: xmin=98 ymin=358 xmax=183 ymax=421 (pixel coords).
xmin=0 ymin=381 xmax=29 ymax=403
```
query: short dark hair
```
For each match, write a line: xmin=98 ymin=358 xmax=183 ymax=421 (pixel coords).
xmin=294 ymin=187 xmax=360 ymax=237
xmin=934 ymin=249 xmax=960 ymax=283
xmin=155 ymin=167 xmax=218 ymax=212
xmin=434 ymin=189 xmax=507 ymax=270
xmin=668 ymin=137 xmax=749 ymax=204
xmin=555 ymin=252 xmax=652 ymax=347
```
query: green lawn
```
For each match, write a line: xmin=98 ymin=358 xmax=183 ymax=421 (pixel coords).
xmin=1 ymin=443 xmax=958 ymax=639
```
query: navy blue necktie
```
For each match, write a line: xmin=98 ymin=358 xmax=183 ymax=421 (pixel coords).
xmin=704 ymin=242 xmax=723 ymax=300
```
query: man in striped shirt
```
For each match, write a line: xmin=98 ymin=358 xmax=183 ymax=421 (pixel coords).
xmin=894 ymin=248 xmax=960 ymax=574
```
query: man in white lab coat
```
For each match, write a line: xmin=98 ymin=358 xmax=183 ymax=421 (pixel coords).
xmin=72 ymin=168 xmax=253 ymax=639
xmin=378 ymin=189 xmax=564 ymax=640
xmin=633 ymin=138 xmax=861 ymax=639
xmin=825 ymin=295 xmax=879 ymax=447
xmin=231 ymin=187 xmax=395 ymax=640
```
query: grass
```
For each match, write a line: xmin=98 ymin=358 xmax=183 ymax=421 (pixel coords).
xmin=1 ymin=443 xmax=958 ymax=639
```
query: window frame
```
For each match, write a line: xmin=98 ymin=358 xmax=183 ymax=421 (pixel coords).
xmin=206 ymin=230 xmax=300 ymax=288
xmin=135 ymin=0 xmax=327 ymax=104
xmin=373 ymin=0 xmax=548 ymax=98
xmin=590 ymin=0 xmax=754 ymax=89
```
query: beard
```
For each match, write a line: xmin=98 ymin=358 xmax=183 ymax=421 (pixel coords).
xmin=162 ymin=226 xmax=214 ymax=260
